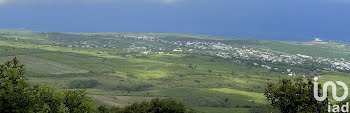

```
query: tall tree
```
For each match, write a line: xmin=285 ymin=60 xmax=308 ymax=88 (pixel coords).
xmin=264 ymin=78 xmax=328 ymax=113
xmin=0 ymin=57 xmax=34 ymax=112
xmin=0 ymin=58 xmax=96 ymax=113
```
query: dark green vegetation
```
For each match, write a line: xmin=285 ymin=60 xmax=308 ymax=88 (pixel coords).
xmin=265 ymin=78 xmax=350 ymax=113
xmin=1 ymin=29 xmax=350 ymax=112
xmin=0 ymin=58 xmax=95 ymax=112
xmin=265 ymin=78 xmax=328 ymax=113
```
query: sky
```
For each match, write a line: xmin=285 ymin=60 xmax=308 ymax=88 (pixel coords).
xmin=0 ymin=0 xmax=350 ymax=41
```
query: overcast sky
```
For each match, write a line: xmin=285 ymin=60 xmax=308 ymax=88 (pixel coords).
xmin=0 ymin=0 xmax=350 ymax=41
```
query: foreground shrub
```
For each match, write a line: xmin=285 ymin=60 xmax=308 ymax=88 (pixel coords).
xmin=0 ymin=58 xmax=34 ymax=112
xmin=64 ymin=89 xmax=96 ymax=112
xmin=0 ymin=58 xmax=96 ymax=113
xmin=32 ymin=85 xmax=68 ymax=112
xmin=264 ymin=78 xmax=328 ymax=113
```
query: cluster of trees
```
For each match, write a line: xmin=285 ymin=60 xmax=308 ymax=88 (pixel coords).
xmin=0 ymin=58 xmax=193 ymax=113
xmin=0 ymin=58 xmax=96 ymax=112
xmin=264 ymin=78 xmax=350 ymax=113
xmin=264 ymin=78 xmax=328 ymax=113
xmin=110 ymin=81 xmax=153 ymax=92
xmin=69 ymin=79 xmax=101 ymax=89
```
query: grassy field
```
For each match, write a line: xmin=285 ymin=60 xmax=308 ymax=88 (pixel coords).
xmin=0 ymin=46 xmax=274 ymax=112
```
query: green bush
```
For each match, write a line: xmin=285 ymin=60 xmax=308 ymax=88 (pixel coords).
xmin=0 ymin=58 xmax=34 ymax=112
xmin=64 ymin=89 xmax=96 ymax=113
xmin=264 ymin=78 xmax=328 ymax=113
xmin=0 ymin=58 xmax=96 ymax=113
xmin=32 ymin=85 xmax=68 ymax=112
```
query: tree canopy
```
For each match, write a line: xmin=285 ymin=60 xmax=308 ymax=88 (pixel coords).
xmin=264 ymin=78 xmax=328 ymax=113
xmin=0 ymin=58 xmax=96 ymax=113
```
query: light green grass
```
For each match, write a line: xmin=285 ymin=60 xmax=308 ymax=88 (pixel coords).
xmin=210 ymin=88 xmax=265 ymax=104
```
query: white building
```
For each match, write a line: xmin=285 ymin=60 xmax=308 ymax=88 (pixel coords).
xmin=173 ymin=49 xmax=183 ymax=52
